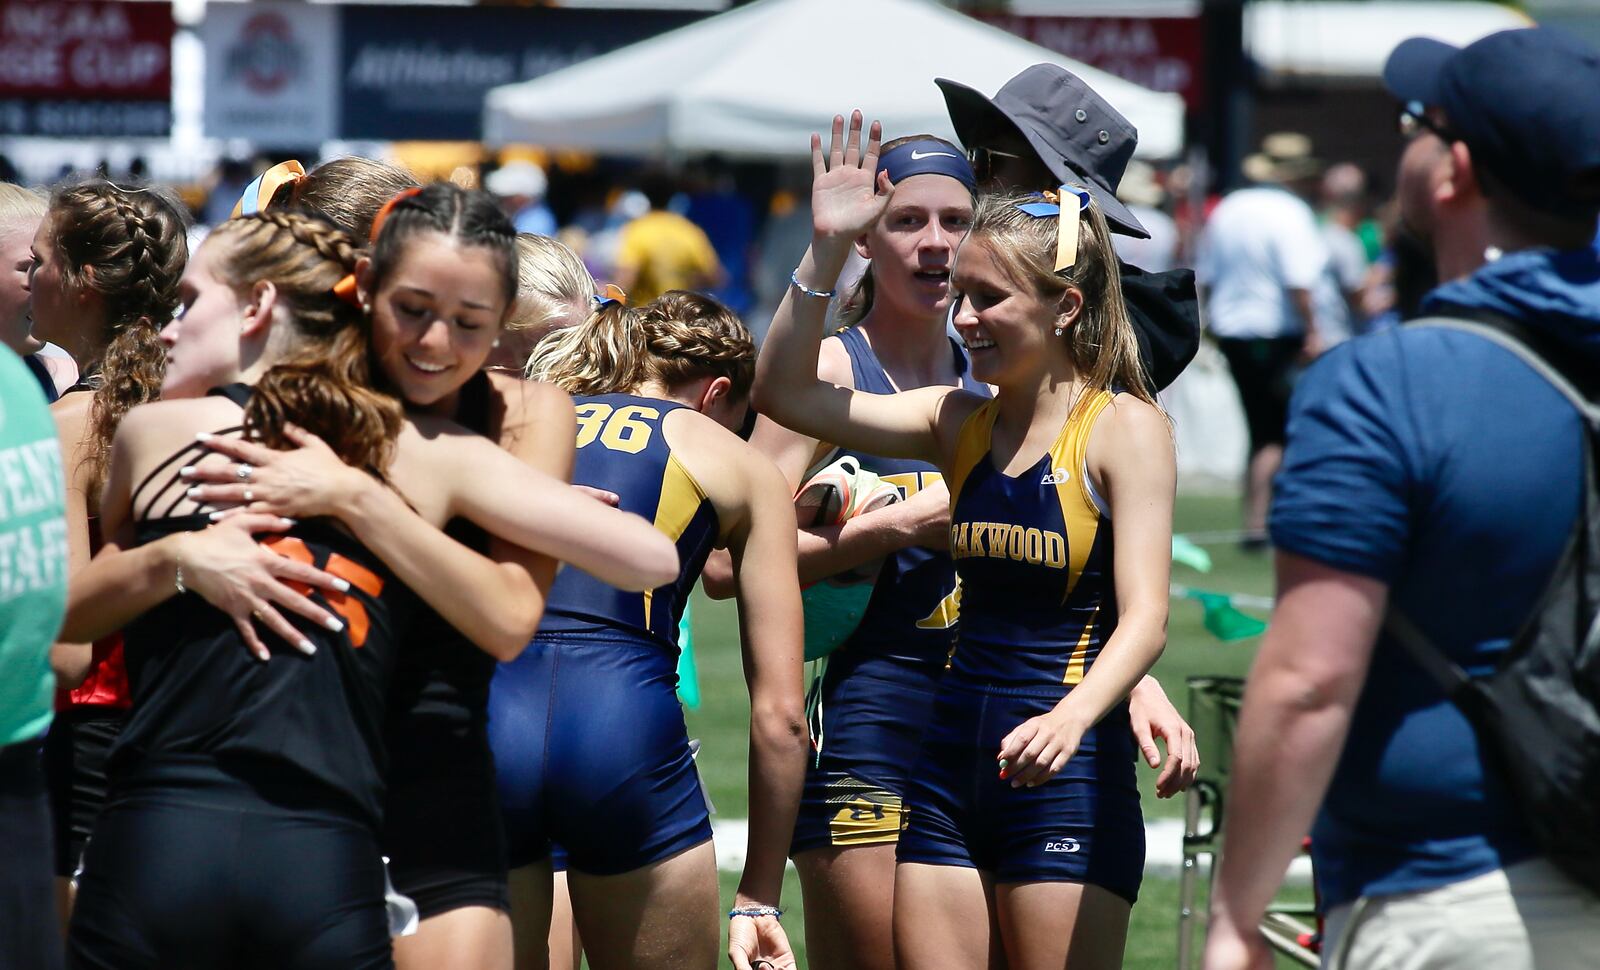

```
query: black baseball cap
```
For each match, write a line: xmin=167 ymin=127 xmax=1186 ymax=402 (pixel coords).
xmin=1383 ymin=27 xmax=1600 ymax=216
xmin=937 ymin=65 xmax=1149 ymax=239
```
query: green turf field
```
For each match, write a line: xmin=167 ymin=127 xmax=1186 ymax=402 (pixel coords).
xmin=669 ymin=493 xmax=1304 ymax=969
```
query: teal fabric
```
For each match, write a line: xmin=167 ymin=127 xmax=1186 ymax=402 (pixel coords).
xmin=0 ymin=348 xmax=68 ymax=745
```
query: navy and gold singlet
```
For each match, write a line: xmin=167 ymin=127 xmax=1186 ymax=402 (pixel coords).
xmin=945 ymin=392 xmax=1117 ymax=688
xmin=490 ymin=393 xmax=719 ymax=875
xmin=831 ymin=326 xmax=987 ymax=670
xmin=537 ymin=393 xmax=721 ymax=650
xmin=896 ymin=391 xmax=1145 ymax=902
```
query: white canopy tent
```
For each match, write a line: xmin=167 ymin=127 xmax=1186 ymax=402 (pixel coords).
xmin=483 ymin=0 xmax=1185 ymax=160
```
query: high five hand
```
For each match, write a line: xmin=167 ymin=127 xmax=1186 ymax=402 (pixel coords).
xmin=810 ymin=110 xmax=893 ymax=242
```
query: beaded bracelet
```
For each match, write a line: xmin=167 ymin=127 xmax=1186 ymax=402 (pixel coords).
xmin=728 ymin=905 xmax=783 ymax=920
xmin=789 ymin=271 xmax=835 ymax=300
xmin=174 ymin=560 xmax=188 ymax=595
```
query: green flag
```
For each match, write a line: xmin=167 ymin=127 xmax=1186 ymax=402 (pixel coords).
xmin=1189 ymin=591 xmax=1268 ymax=642
xmin=1171 ymin=535 xmax=1213 ymax=574
xmin=676 ymin=601 xmax=701 ymax=709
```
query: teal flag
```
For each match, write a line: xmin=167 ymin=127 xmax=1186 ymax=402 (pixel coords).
xmin=1188 ymin=591 xmax=1269 ymax=642
xmin=676 ymin=601 xmax=700 ymax=709
xmin=1171 ymin=535 xmax=1213 ymax=573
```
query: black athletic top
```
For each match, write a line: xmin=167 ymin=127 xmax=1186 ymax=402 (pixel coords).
xmin=109 ymin=385 xmax=410 ymax=827
xmin=386 ymin=372 xmax=496 ymax=763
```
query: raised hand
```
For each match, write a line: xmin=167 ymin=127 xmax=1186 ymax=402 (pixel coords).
xmin=810 ymin=110 xmax=893 ymax=242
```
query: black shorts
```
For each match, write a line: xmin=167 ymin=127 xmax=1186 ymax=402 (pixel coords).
xmin=43 ymin=708 xmax=125 ymax=878
xmin=382 ymin=723 xmax=509 ymax=920
xmin=0 ymin=743 xmax=64 ymax=970
xmin=69 ymin=764 xmax=392 ymax=970
xmin=1215 ymin=336 xmax=1304 ymax=450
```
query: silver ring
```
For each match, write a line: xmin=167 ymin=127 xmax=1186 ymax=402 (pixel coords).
xmin=243 ymin=489 xmax=255 ymax=503
xmin=236 ymin=462 xmax=254 ymax=481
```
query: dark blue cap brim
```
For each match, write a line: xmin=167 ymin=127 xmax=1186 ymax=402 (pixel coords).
xmin=1382 ymin=37 xmax=1460 ymax=104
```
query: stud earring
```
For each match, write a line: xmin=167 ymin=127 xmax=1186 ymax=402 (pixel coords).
xmin=492 ymin=338 xmax=501 ymax=349
xmin=1054 ymin=326 xmax=1065 ymax=337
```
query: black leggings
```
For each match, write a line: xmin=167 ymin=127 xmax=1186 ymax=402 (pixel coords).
xmin=68 ymin=769 xmax=392 ymax=970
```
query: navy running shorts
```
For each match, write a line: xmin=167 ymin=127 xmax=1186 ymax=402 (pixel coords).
xmin=790 ymin=655 xmax=941 ymax=855
xmin=896 ymin=678 xmax=1145 ymax=904
xmin=489 ymin=633 xmax=712 ymax=876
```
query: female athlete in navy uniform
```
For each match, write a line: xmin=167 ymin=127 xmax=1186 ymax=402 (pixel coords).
xmin=756 ymin=113 xmax=1174 ymax=969
xmin=61 ymin=210 xmax=677 ymax=968
xmin=709 ymin=134 xmax=1193 ymax=969
xmin=497 ymin=292 xmax=807 ymax=970
xmin=701 ymin=134 xmax=984 ymax=970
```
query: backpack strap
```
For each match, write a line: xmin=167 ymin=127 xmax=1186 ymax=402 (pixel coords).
xmin=1410 ymin=315 xmax=1600 ymax=422
xmin=1384 ymin=608 xmax=1473 ymax=697
xmin=1392 ymin=314 xmax=1599 ymax=694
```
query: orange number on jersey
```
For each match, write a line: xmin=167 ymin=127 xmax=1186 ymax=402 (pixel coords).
xmin=261 ymin=537 xmax=385 ymax=648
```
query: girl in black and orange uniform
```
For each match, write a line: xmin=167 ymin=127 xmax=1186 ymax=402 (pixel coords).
xmin=61 ymin=209 xmax=675 ymax=968
xmin=176 ymin=183 xmax=675 ymax=970
xmin=22 ymin=179 xmax=187 ymax=923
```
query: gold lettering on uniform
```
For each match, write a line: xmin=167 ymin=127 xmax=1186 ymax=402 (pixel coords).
xmin=1007 ymin=525 xmax=1025 ymax=559
xmin=1045 ymin=532 xmax=1066 ymax=569
xmin=969 ymin=524 xmax=987 ymax=557
xmin=1025 ymin=527 xmax=1044 ymax=564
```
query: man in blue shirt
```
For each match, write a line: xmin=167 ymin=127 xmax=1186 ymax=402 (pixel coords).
xmin=1204 ymin=28 xmax=1600 ymax=970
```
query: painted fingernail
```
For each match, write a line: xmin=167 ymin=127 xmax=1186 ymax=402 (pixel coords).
xmin=187 ymin=487 xmax=202 ymax=498
xmin=195 ymin=432 xmax=212 ymax=442
xmin=299 ymin=640 xmax=317 ymax=655
xmin=998 ymin=758 xmax=1009 ymax=770
xmin=209 ymin=511 xmax=224 ymax=522
xmin=332 ymin=578 xmax=351 ymax=593
xmin=180 ymin=465 xmax=196 ymax=477
xmin=324 ymin=617 xmax=344 ymax=632
xmin=279 ymin=518 xmax=296 ymax=527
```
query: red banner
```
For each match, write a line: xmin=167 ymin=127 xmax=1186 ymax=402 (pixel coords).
xmin=0 ymin=1 xmax=173 ymax=100
xmin=978 ymin=15 xmax=1205 ymax=110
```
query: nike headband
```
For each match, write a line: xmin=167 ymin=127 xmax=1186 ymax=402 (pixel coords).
xmin=876 ymin=140 xmax=976 ymax=191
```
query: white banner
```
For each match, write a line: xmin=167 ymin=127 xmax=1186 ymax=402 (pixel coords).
xmin=203 ymin=3 xmax=338 ymax=143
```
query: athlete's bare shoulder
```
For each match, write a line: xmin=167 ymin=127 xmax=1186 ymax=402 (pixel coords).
xmin=487 ymin=371 xmax=573 ymax=430
xmin=819 ymin=331 xmax=855 ymax=389
xmin=660 ymin=406 xmax=788 ymax=537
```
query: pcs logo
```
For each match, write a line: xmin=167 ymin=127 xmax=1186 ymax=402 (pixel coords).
xmin=1044 ymin=838 xmax=1081 ymax=854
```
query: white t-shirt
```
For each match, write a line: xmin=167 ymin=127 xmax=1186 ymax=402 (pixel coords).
xmin=1114 ymin=204 xmax=1180 ymax=273
xmin=1195 ymin=187 xmax=1330 ymax=340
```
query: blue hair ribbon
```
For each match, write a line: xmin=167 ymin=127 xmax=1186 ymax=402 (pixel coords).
xmin=1015 ymin=184 xmax=1091 ymax=272
xmin=229 ymin=159 xmax=306 ymax=219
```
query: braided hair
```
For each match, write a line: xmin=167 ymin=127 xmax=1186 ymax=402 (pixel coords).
xmin=47 ymin=179 xmax=188 ymax=494
xmin=271 ymin=156 xmax=421 ymax=240
xmin=526 ymin=290 xmax=754 ymax=400
xmin=368 ymin=182 xmax=519 ymax=311
xmin=207 ymin=211 xmax=403 ymax=472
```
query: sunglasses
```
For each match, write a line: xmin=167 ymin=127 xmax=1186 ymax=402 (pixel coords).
xmin=1397 ymin=101 xmax=1460 ymax=143
xmin=966 ymin=146 xmax=1024 ymax=183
